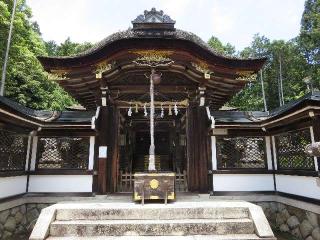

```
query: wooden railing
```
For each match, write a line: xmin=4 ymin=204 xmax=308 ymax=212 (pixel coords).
xmin=175 ymin=169 xmax=188 ymax=192
xmin=118 ymin=171 xmax=134 ymax=193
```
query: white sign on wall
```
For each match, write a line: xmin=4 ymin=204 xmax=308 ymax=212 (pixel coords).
xmin=99 ymin=146 xmax=108 ymax=158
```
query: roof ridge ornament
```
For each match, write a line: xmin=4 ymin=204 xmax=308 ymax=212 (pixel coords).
xmin=132 ymin=8 xmax=176 ymax=31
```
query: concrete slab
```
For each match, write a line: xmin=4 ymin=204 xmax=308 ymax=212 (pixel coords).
xmin=46 ymin=234 xmax=276 ymax=240
xmin=29 ymin=206 xmax=56 ymax=240
xmin=50 ymin=218 xmax=254 ymax=236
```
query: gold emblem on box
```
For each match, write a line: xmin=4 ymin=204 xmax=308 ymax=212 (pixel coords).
xmin=150 ymin=179 xmax=159 ymax=189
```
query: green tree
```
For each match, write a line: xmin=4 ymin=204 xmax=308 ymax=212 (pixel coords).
xmin=45 ymin=38 xmax=93 ymax=56
xmin=228 ymin=35 xmax=308 ymax=111
xmin=0 ymin=0 xmax=75 ymax=110
xmin=44 ymin=40 xmax=58 ymax=56
xmin=299 ymin=0 xmax=320 ymax=88
xmin=208 ymin=36 xmax=236 ymax=56
xmin=228 ymin=0 xmax=320 ymax=111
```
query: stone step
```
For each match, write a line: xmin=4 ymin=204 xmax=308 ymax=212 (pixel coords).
xmin=47 ymin=234 xmax=276 ymax=240
xmin=50 ymin=218 xmax=255 ymax=236
xmin=56 ymin=206 xmax=249 ymax=221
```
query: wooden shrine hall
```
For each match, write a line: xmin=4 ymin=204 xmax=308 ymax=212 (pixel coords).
xmin=37 ymin=8 xmax=265 ymax=194
xmin=0 ymin=9 xmax=319 ymax=203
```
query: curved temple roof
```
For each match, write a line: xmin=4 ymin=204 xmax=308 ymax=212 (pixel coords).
xmin=38 ymin=8 xmax=267 ymax=110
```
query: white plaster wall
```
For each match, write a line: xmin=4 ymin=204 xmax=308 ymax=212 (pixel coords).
xmin=265 ymin=136 xmax=273 ymax=170
xmin=213 ymin=174 xmax=274 ymax=191
xmin=28 ymin=175 xmax=92 ymax=192
xmin=0 ymin=176 xmax=27 ymax=198
xmin=276 ymin=175 xmax=320 ymax=200
xmin=88 ymin=136 xmax=95 ymax=170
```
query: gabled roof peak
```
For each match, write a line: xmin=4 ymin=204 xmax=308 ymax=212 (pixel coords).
xmin=132 ymin=8 xmax=175 ymax=31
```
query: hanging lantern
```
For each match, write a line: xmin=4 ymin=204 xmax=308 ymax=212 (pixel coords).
xmin=169 ymin=104 xmax=172 ymax=116
xmin=151 ymin=72 xmax=162 ymax=85
xmin=144 ymin=103 xmax=148 ymax=116
xmin=135 ymin=103 xmax=138 ymax=113
xmin=174 ymin=102 xmax=178 ymax=116
xmin=160 ymin=104 xmax=164 ymax=118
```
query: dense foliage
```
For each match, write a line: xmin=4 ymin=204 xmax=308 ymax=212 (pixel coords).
xmin=0 ymin=0 xmax=319 ymax=112
xmin=227 ymin=35 xmax=309 ymax=111
xmin=208 ymin=36 xmax=236 ymax=56
xmin=0 ymin=0 xmax=91 ymax=110
xmin=208 ymin=0 xmax=320 ymax=111
xmin=45 ymin=38 xmax=92 ymax=56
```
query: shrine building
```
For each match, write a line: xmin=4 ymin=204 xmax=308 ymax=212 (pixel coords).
xmin=0 ymin=8 xmax=319 ymax=202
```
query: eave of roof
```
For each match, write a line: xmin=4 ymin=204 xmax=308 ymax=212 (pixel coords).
xmin=0 ymin=96 xmax=94 ymax=125
xmin=1 ymin=92 xmax=319 ymax=127
xmin=268 ymin=91 xmax=320 ymax=118
xmin=38 ymin=29 xmax=267 ymax=70
xmin=211 ymin=91 xmax=320 ymax=125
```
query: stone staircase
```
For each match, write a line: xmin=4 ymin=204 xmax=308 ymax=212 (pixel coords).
xmin=29 ymin=201 xmax=276 ymax=240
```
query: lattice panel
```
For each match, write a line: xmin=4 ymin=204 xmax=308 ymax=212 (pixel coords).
xmin=216 ymin=137 xmax=266 ymax=169
xmin=37 ymin=137 xmax=89 ymax=169
xmin=0 ymin=130 xmax=28 ymax=171
xmin=275 ymin=129 xmax=314 ymax=170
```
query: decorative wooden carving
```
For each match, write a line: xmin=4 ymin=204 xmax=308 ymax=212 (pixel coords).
xmin=191 ymin=60 xmax=214 ymax=78
xmin=47 ymin=70 xmax=69 ymax=80
xmin=236 ymin=71 xmax=257 ymax=81
xmin=131 ymin=50 xmax=174 ymax=67
xmin=94 ymin=61 xmax=115 ymax=79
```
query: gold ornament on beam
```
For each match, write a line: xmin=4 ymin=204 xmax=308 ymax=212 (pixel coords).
xmin=47 ymin=70 xmax=69 ymax=80
xmin=236 ymin=71 xmax=257 ymax=81
xmin=131 ymin=50 xmax=174 ymax=67
xmin=94 ymin=61 xmax=115 ymax=79
xmin=191 ymin=61 xmax=214 ymax=79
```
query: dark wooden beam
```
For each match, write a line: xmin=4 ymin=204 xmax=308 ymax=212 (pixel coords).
xmin=109 ymin=85 xmax=197 ymax=93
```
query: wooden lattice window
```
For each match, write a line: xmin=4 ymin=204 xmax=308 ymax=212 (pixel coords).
xmin=275 ymin=129 xmax=315 ymax=170
xmin=36 ymin=137 xmax=89 ymax=170
xmin=216 ymin=136 xmax=267 ymax=169
xmin=0 ymin=130 xmax=28 ymax=171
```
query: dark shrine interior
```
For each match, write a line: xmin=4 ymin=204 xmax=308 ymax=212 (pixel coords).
xmin=118 ymin=107 xmax=187 ymax=173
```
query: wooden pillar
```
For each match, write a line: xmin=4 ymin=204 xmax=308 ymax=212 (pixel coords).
xmin=97 ymin=103 xmax=109 ymax=194
xmin=186 ymin=103 xmax=211 ymax=193
xmin=173 ymin=120 xmax=181 ymax=172
xmin=106 ymin=105 xmax=120 ymax=193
